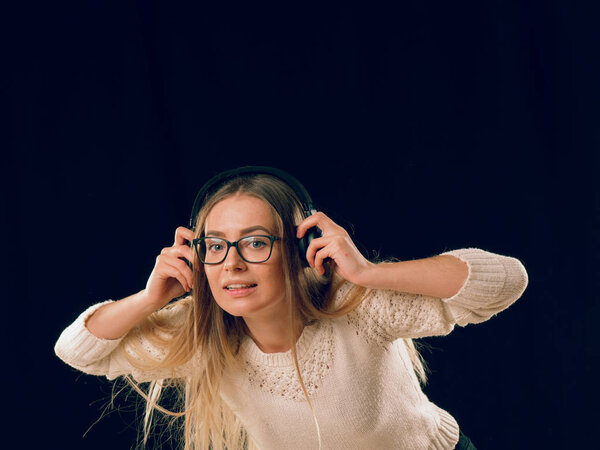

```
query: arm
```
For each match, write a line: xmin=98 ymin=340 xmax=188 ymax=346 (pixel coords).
xmin=86 ymin=289 xmax=158 ymax=340
xmin=297 ymin=213 xmax=528 ymax=337
xmin=54 ymin=226 xmax=196 ymax=381
xmin=83 ymin=225 xmax=195 ymax=340
xmin=54 ymin=295 xmax=191 ymax=381
xmin=354 ymin=254 xmax=469 ymax=299
xmin=336 ymin=247 xmax=529 ymax=341
xmin=297 ymin=212 xmax=467 ymax=299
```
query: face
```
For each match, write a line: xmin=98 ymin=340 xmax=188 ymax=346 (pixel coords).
xmin=203 ymin=193 xmax=287 ymax=322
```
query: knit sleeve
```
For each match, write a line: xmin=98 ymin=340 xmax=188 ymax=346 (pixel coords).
xmin=341 ymin=248 xmax=528 ymax=342
xmin=437 ymin=248 xmax=528 ymax=327
xmin=54 ymin=298 xmax=192 ymax=382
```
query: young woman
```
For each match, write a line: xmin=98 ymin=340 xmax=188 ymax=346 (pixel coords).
xmin=55 ymin=167 xmax=528 ymax=450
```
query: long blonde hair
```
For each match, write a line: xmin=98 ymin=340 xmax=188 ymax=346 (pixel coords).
xmin=118 ymin=174 xmax=430 ymax=449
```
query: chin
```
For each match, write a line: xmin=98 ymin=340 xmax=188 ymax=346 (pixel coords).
xmin=215 ymin=291 xmax=287 ymax=321
xmin=215 ymin=296 xmax=266 ymax=318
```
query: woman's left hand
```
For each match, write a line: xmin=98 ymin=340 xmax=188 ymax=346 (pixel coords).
xmin=296 ymin=212 xmax=374 ymax=283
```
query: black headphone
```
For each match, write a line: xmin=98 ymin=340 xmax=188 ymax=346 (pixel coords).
xmin=188 ymin=166 xmax=321 ymax=268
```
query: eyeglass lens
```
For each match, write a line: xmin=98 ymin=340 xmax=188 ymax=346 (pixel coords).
xmin=197 ymin=236 xmax=274 ymax=264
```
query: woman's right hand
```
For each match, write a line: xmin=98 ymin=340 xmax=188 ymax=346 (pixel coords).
xmin=142 ymin=226 xmax=196 ymax=310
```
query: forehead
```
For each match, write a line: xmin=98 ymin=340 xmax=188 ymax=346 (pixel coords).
xmin=204 ymin=194 xmax=276 ymax=234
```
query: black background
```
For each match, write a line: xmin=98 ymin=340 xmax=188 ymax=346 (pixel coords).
xmin=3 ymin=1 xmax=598 ymax=449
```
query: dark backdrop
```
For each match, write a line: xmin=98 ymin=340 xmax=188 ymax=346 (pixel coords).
xmin=3 ymin=1 xmax=598 ymax=449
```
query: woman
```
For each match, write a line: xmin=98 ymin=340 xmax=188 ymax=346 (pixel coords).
xmin=55 ymin=167 xmax=528 ymax=449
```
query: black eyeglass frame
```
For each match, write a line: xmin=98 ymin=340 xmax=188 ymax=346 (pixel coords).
xmin=192 ymin=235 xmax=281 ymax=265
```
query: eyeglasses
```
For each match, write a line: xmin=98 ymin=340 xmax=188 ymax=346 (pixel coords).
xmin=192 ymin=235 xmax=281 ymax=265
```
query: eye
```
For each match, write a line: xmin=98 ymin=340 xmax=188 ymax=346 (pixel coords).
xmin=242 ymin=236 xmax=269 ymax=249
xmin=205 ymin=239 xmax=226 ymax=252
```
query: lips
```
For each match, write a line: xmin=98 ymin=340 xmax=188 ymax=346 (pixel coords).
xmin=225 ymin=283 xmax=257 ymax=290
xmin=222 ymin=282 xmax=258 ymax=298
xmin=223 ymin=279 xmax=257 ymax=289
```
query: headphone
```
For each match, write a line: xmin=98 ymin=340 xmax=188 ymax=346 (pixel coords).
xmin=188 ymin=166 xmax=321 ymax=268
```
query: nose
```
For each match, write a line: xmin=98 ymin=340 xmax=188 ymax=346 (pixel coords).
xmin=223 ymin=244 xmax=247 ymax=271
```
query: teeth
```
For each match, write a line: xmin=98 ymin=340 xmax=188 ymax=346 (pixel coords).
xmin=226 ymin=284 xmax=255 ymax=289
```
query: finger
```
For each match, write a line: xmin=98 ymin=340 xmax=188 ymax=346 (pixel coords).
xmin=297 ymin=212 xmax=340 ymax=238
xmin=159 ymin=254 xmax=194 ymax=289
xmin=174 ymin=226 xmax=195 ymax=246
xmin=305 ymin=235 xmax=333 ymax=267
xmin=296 ymin=212 xmax=325 ymax=238
xmin=169 ymin=258 xmax=193 ymax=291
xmin=170 ymin=243 xmax=201 ymax=275
xmin=161 ymin=244 xmax=195 ymax=265
xmin=157 ymin=255 xmax=192 ymax=291
xmin=313 ymin=245 xmax=333 ymax=276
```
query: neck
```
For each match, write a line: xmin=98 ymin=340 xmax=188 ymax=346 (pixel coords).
xmin=243 ymin=314 xmax=305 ymax=354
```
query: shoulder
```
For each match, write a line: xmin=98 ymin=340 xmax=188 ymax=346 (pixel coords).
xmin=330 ymin=276 xmax=371 ymax=313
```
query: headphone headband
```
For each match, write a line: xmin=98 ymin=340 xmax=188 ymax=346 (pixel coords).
xmin=189 ymin=166 xmax=316 ymax=231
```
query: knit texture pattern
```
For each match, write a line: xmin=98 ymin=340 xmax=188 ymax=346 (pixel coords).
xmin=241 ymin=319 xmax=334 ymax=401
xmin=55 ymin=247 xmax=528 ymax=450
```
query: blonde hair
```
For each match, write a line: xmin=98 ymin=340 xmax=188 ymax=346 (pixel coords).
xmin=117 ymin=174 xmax=430 ymax=449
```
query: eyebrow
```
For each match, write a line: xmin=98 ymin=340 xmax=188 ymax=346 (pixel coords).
xmin=204 ymin=225 xmax=272 ymax=237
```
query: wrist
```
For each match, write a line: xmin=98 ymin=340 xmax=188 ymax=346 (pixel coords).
xmin=354 ymin=260 xmax=382 ymax=289
xmin=131 ymin=289 xmax=163 ymax=315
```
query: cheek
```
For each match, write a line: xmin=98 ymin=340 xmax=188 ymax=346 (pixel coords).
xmin=263 ymin=261 xmax=286 ymax=290
xmin=203 ymin=268 xmax=220 ymax=292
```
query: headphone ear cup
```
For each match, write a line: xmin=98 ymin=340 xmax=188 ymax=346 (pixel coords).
xmin=187 ymin=226 xmax=196 ymax=271
xmin=297 ymin=226 xmax=321 ymax=267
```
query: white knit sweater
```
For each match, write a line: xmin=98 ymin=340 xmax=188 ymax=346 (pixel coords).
xmin=55 ymin=248 xmax=529 ymax=449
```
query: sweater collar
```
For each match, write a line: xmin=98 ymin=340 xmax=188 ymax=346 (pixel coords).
xmin=240 ymin=320 xmax=322 ymax=368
